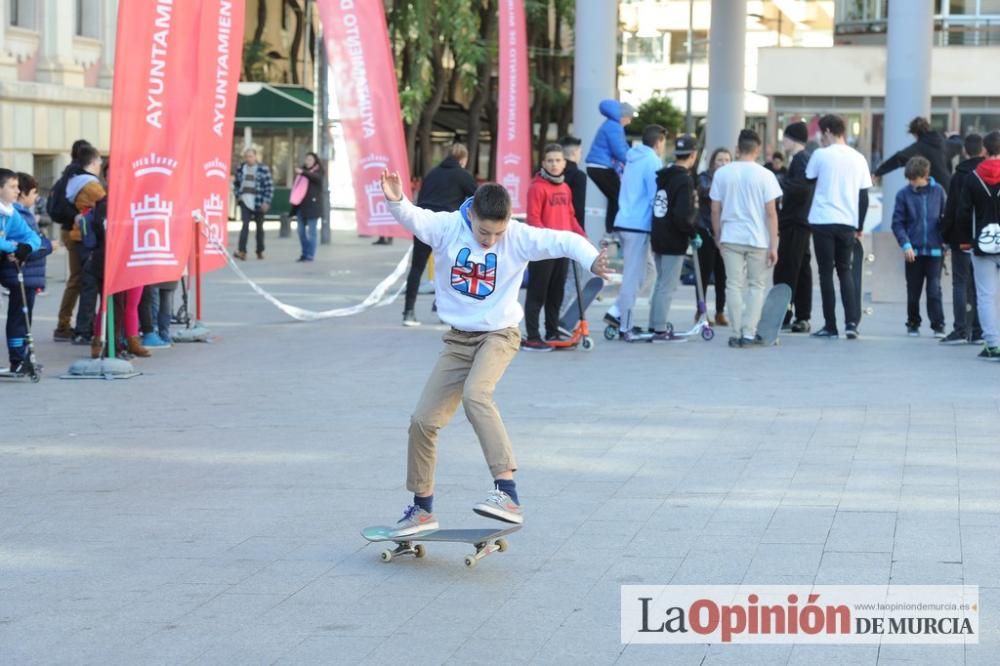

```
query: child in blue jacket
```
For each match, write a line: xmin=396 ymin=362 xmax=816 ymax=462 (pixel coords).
xmin=0 ymin=169 xmax=44 ymax=372
xmin=891 ymin=156 xmax=947 ymax=336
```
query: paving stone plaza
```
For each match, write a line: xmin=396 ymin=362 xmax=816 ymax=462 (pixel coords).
xmin=3 ymin=233 xmax=998 ymax=664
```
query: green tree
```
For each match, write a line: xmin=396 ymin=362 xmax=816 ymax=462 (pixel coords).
xmin=526 ymin=0 xmax=575 ymax=164
xmin=627 ymin=96 xmax=685 ymax=137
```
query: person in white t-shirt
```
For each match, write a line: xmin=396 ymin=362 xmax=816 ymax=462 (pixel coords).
xmin=710 ymin=129 xmax=783 ymax=347
xmin=805 ymin=114 xmax=873 ymax=339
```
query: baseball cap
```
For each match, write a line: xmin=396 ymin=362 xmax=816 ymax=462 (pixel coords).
xmin=619 ymin=102 xmax=636 ymax=118
xmin=674 ymin=135 xmax=696 ymax=156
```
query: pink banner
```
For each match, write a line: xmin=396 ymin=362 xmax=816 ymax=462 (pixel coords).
xmin=105 ymin=0 xmax=202 ymax=296
xmin=497 ymin=0 xmax=531 ymax=215
xmin=191 ymin=0 xmax=246 ymax=273
xmin=316 ymin=0 xmax=411 ymax=237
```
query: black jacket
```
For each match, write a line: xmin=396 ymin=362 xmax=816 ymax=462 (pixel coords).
xmin=696 ymin=171 xmax=714 ymax=232
xmin=563 ymin=160 xmax=587 ymax=228
xmin=778 ymin=150 xmax=814 ymax=230
xmin=292 ymin=167 xmax=325 ymax=219
xmin=874 ymin=132 xmax=952 ymax=191
xmin=650 ymin=165 xmax=697 ymax=256
xmin=416 ymin=156 xmax=477 ymax=213
xmin=955 ymin=160 xmax=1000 ymax=257
xmin=941 ymin=156 xmax=985 ymax=249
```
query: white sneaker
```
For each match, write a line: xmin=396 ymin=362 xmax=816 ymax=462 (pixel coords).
xmin=473 ymin=488 xmax=523 ymax=524
xmin=389 ymin=505 xmax=438 ymax=538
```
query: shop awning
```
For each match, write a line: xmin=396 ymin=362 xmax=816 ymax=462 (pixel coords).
xmin=235 ymin=83 xmax=313 ymax=129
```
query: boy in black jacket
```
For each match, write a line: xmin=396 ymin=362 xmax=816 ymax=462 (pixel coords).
xmin=773 ymin=122 xmax=815 ymax=332
xmin=940 ymin=133 xmax=985 ymax=344
xmin=648 ymin=136 xmax=699 ymax=341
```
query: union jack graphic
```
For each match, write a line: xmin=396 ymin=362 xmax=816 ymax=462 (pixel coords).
xmin=450 ymin=248 xmax=497 ymax=300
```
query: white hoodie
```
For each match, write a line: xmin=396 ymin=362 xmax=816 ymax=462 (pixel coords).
xmin=388 ymin=197 xmax=598 ymax=332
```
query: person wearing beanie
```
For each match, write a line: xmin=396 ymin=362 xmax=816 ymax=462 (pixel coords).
xmin=773 ymin=121 xmax=815 ymax=333
xmin=585 ymin=100 xmax=635 ymax=234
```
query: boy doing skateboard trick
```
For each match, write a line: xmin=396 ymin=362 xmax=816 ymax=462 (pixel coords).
xmin=379 ymin=171 xmax=610 ymax=538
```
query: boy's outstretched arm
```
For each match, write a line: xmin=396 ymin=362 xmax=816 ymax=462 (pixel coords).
xmin=381 ymin=169 xmax=450 ymax=248
xmin=518 ymin=223 xmax=609 ymax=279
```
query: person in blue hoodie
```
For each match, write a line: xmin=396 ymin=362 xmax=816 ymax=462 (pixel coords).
xmin=891 ymin=156 xmax=947 ymax=337
xmin=604 ymin=124 xmax=666 ymax=341
xmin=585 ymin=99 xmax=634 ymax=234
xmin=0 ymin=169 xmax=44 ymax=373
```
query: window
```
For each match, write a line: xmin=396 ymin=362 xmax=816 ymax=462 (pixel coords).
xmin=623 ymin=36 xmax=664 ymax=65
xmin=837 ymin=0 xmax=888 ymax=22
xmin=76 ymin=0 xmax=100 ymax=38
xmin=10 ymin=0 xmax=36 ymax=29
xmin=669 ymin=31 xmax=708 ymax=64
xmin=980 ymin=0 xmax=1000 ymax=14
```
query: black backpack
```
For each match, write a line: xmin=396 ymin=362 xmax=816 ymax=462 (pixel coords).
xmin=46 ymin=169 xmax=83 ymax=230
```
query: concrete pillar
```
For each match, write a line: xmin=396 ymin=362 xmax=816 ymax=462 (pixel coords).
xmin=860 ymin=96 xmax=873 ymax=164
xmin=98 ymin=0 xmax=118 ymax=89
xmin=0 ymin=2 xmax=20 ymax=81
xmin=36 ymin=0 xmax=86 ymax=85
xmin=705 ymin=0 xmax=747 ymax=157
xmin=573 ymin=1 xmax=618 ymax=243
xmin=880 ymin=0 xmax=933 ymax=230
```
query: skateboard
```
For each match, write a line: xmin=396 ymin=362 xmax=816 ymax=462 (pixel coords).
xmin=559 ymin=275 xmax=603 ymax=332
xmin=361 ymin=524 xmax=521 ymax=568
xmin=851 ymin=238 xmax=875 ymax=320
xmin=755 ymin=283 xmax=793 ymax=346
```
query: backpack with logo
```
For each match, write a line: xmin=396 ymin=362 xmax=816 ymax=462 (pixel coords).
xmin=972 ymin=172 xmax=1000 ymax=255
xmin=45 ymin=171 xmax=81 ymax=231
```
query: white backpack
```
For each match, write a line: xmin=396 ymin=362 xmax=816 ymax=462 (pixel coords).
xmin=973 ymin=172 xmax=1000 ymax=254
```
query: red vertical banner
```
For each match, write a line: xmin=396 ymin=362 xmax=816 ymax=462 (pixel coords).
xmin=191 ymin=0 xmax=246 ymax=273
xmin=105 ymin=0 xmax=203 ymax=296
xmin=316 ymin=0 xmax=411 ymax=238
xmin=497 ymin=0 xmax=531 ymax=214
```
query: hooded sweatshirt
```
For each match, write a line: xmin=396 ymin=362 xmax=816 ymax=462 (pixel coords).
xmin=0 ymin=201 xmax=41 ymax=255
xmin=526 ymin=172 xmax=585 ymax=236
xmin=891 ymin=177 xmax=946 ymax=256
xmin=387 ymin=196 xmax=598 ymax=332
xmin=417 ymin=156 xmax=478 ymax=213
xmin=584 ymin=100 xmax=630 ymax=170
xmin=874 ymin=132 xmax=952 ymax=190
xmin=0 ymin=203 xmax=51 ymax=290
xmin=613 ymin=144 xmax=662 ymax=233
xmin=942 ymin=156 xmax=985 ymax=248
xmin=955 ymin=158 xmax=1000 ymax=256
xmin=650 ymin=164 xmax=697 ymax=255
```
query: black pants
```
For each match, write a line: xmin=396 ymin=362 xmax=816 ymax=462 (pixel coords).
xmin=905 ymin=256 xmax=945 ymax=330
xmin=951 ymin=250 xmax=982 ymax=337
xmin=811 ymin=224 xmax=857 ymax=332
xmin=75 ymin=253 xmax=99 ymax=339
xmin=403 ymin=237 xmax=433 ymax=313
xmin=5 ymin=282 xmax=35 ymax=364
xmin=525 ymin=258 xmax=568 ymax=340
xmin=695 ymin=226 xmax=726 ymax=313
xmin=238 ymin=202 xmax=265 ymax=254
xmin=774 ymin=224 xmax=812 ymax=324
xmin=586 ymin=167 xmax=620 ymax=234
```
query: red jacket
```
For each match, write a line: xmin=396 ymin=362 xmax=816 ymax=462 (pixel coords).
xmin=526 ymin=173 xmax=585 ymax=236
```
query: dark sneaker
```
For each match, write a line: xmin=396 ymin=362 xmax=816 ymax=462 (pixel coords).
xmin=603 ymin=312 xmax=621 ymax=328
xmin=233 ymin=250 xmax=247 ymax=261
xmin=53 ymin=328 xmax=73 ymax=342
xmin=811 ymin=328 xmax=839 ymax=339
xmin=907 ymin=327 xmax=920 ymax=337
xmin=932 ymin=328 xmax=946 ymax=339
xmin=473 ymin=488 xmax=523 ymax=524
xmin=845 ymin=324 xmax=859 ymax=340
xmin=727 ymin=336 xmax=744 ymax=348
xmin=256 ymin=251 xmax=265 ymax=260
xmin=941 ymin=331 xmax=967 ymax=345
xmin=978 ymin=346 xmax=1000 ymax=361
xmin=71 ymin=333 xmax=92 ymax=346
xmin=520 ymin=338 xmax=553 ymax=352
xmin=389 ymin=505 xmax=439 ymax=538
xmin=544 ymin=332 xmax=569 ymax=342
xmin=747 ymin=334 xmax=769 ymax=347
xmin=790 ymin=319 xmax=811 ymax=333
xmin=971 ymin=333 xmax=985 ymax=345
xmin=402 ymin=311 xmax=420 ymax=327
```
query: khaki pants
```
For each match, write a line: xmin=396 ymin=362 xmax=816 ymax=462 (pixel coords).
xmin=57 ymin=229 xmax=82 ymax=331
xmin=722 ymin=242 xmax=768 ymax=339
xmin=407 ymin=327 xmax=521 ymax=496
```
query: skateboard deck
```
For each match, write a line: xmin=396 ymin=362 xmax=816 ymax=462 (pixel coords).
xmin=361 ymin=525 xmax=521 ymax=567
xmin=559 ymin=276 xmax=604 ymax=331
xmin=852 ymin=238 xmax=864 ymax=324
xmin=756 ymin=283 xmax=793 ymax=346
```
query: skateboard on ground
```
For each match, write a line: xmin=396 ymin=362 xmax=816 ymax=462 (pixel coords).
xmin=852 ymin=238 xmax=875 ymax=320
xmin=756 ymin=283 xmax=793 ymax=346
xmin=361 ymin=524 xmax=521 ymax=568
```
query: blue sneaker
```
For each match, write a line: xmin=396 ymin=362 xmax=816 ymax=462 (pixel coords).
xmin=142 ymin=332 xmax=171 ymax=348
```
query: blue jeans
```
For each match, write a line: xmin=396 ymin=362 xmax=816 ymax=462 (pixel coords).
xmin=149 ymin=288 xmax=174 ymax=339
xmin=297 ymin=214 xmax=319 ymax=259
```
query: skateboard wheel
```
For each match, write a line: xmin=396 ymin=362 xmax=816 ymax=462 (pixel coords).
xmin=414 ymin=544 xmax=426 ymax=558
xmin=464 ymin=555 xmax=477 ymax=568
xmin=581 ymin=337 xmax=594 ymax=351
xmin=701 ymin=327 xmax=714 ymax=341
xmin=866 ymin=254 xmax=875 ymax=263
xmin=496 ymin=538 xmax=508 ymax=553
xmin=380 ymin=550 xmax=393 ymax=563
xmin=864 ymin=307 xmax=874 ymax=316
xmin=603 ymin=325 xmax=617 ymax=341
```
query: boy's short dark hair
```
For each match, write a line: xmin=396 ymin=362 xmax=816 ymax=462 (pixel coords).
xmin=472 ymin=183 xmax=511 ymax=222
xmin=77 ymin=145 xmax=101 ymax=169
xmin=771 ymin=152 xmax=784 ymax=162
xmin=0 ymin=168 xmax=16 ymax=188
xmin=818 ymin=114 xmax=846 ymax=137
xmin=641 ymin=124 xmax=667 ymax=148
xmin=542 ymin=143 xmax=564 ymax=156
xmin=559 ymin=135 xmax=581 ymax=149
xmin=964 ymin=133 xmax=984 ymax=157
xmin=908 ymin=116 xmax=932 ymax=137
xmin=904 ymin=156 xmax=931 ymax=181
xmin=737 ymin=129 xmax=761 ymax=155
xmin=17 ymin=172 xmax=37 ymax=196
xmin=983 ymin=131 xmax=1000 ymax=157
xmin=71 ymin=139 xmax=92 ymax=163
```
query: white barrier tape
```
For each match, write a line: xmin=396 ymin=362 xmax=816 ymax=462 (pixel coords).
xmin=206 ymin=232 xmax=412 ymax=321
